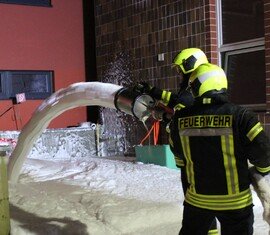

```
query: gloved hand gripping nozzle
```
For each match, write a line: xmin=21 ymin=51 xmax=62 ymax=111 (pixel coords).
xmin=114 ymin=87 xmax=173 ymax=122
xmin=114 ymin=87 xmax=155 ymax=121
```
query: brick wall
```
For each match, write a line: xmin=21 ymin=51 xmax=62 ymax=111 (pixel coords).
xmin=94 ymin=0 xmax=219 ymax=148
xmin=95 ymin=0 xmax=218 ymax=89
xmin=205 ymin=0 xmax=218 ymax=64
xmin=265 ymin=1 xmax=270 ymax=112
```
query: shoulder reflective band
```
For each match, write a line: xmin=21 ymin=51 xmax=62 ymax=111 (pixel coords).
xmin=246 ymin=122 xmax=263 ymax=141
xmin=161 ymin=90 xmax=171 ymax=106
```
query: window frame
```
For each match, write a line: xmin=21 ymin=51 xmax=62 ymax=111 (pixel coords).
xmin=0 ymin=70 xmax=54 ymax=100
xmin=216 ymin=0 xmax=265 ymax=110
xmin=0 ymin=0 xmax=52 ymax=7
xmin=223 ymin=45 xmax=266 ymax=110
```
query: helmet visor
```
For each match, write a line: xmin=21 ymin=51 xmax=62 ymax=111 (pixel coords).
xmin=181 ymin=55 xmax=197 ymax=74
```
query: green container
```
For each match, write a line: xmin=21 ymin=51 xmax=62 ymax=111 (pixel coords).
xmin=135 ymin=144 xmax=178 ymax=170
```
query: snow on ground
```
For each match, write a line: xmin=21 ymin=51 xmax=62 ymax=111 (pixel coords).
xmin=8 ymin=155 xmax=270 ymax=235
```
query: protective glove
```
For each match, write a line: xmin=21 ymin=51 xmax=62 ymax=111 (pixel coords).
xmin=150 ymin=102 xmax=174 ymax=121
xmin=133 ymin=82 xmax=152 ymax=94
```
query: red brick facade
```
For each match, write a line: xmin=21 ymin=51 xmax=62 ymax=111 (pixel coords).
xmin=205 ymin=0 xmax=218 ymax=64
xmin=265 ymin=1 xmax=270 ymax=111
xmin=94 ymin=0 xmax=270 ymax=145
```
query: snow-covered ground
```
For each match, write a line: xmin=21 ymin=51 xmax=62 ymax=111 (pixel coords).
xmin=8 ymin=155 xmax=270 ymax=235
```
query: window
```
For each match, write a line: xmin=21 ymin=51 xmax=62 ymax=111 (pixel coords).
xmin=0 ymin=71 xmax=54 ymax=100
xmin=217 ymin=0 xmax=265 ymax=110
xmin=221 ymin=0 xmax=264 ymax=44
xmin=0 ymin=0 xmax=51 ymax=7
xmin=224 ymin=47 xmax=265 ymax=108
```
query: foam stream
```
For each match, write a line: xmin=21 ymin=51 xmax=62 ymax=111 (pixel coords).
xmin=8 ymin=82 xmax=122 ymax=182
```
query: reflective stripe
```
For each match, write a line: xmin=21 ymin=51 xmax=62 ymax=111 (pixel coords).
xmin=174 ymin=103 xmax=185 ymax=111
xmin=247 ymin=122 xmax=263 ymax=141
xmin=221 ymin=135 xmax=239 ymax=194
xmin=175 ymin=158 xmax=184 ymax=167
xmin=180 ymin=136 xmax=196 ymax=192
xmin=203 ymin=98 xmax=211 ymax=104
xmin=161 ymin=91 xmax=171 ymax=106
xmin=169 ymin=135 xmax=174 ymax=147
xmin=256 ymin=165 xmax=270 ymax=173
xmin=198 ymin=70 xmax=226 ymax=84
xmin=166 ymin=122 xmax=171 ymax=133
xmin=208 ymin=229 xmax=219 ymax=235
xmin=179 ymin=128 xmax=232 ymax=136
xmin=185 ymin=188 xmax=252 ymax=210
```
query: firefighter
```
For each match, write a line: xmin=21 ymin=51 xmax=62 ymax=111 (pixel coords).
xmin=169 ymin=62 xmax=270 ymax=235
xmin=134 ymin=48 xmax=209 ymax=114
xmin=134 ymin=48 xmax=218 ymax=235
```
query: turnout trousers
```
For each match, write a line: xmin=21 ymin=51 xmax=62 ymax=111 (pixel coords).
xmin=179 ymin=202 xmax=254 ymax=235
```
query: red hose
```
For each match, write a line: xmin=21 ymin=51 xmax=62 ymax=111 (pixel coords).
xmin=140 ymin=121 xmax=160 ymax=145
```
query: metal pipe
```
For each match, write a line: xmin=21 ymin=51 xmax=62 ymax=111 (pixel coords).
xmin=114 ymin=87 xmax=155 ymax=121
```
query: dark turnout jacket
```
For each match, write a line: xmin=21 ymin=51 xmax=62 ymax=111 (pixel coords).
xmin=169 ymin=94 xmax=270 ymax=211
xmin=150 ymin=78 xmax=194 ymax=111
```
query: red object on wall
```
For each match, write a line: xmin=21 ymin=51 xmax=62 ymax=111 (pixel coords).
xmin=0 ymin=0 xmax=87 ymax=130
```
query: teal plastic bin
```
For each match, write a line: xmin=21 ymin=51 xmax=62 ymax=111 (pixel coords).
xmin=135 ymin=145 xmax=178 ymax=170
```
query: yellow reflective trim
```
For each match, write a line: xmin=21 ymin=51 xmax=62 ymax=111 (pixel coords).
xmin=166 ymin=122 xmax=171 ymax=133
xmin=208 ymin=229 xmax=219 ymax=235
xmin=185 ymin=188 xmax=252 ymax=210
xmin=247 ymin=122 xmax=263 ymax=141
xmin=175 ymin=158 xmax=184 ymax=167
xmin=174 ymin=103 xmax=185 ymax=111
xmin=256 ymin=165 xmax=270 ymax=173
xmin=221 ymin=135 xmax=239 ymax=194
xmin=180 ymin=136 xmax=195 ymax=192
xmin=186 ymin=188 xmax=251 ymax=200
xmin=221 ymin=136 xmax=231 ymax=194
xmin=168 ymin=135 xmax=174 ymax=147
xmin=229 ymin=134 xmax=239 ymax=194
xmin=203 ymin=98 xmax=211 ymax=104
xmin=186 ymin=196 xmax=253 ymax=210
xmin=161 ymin=91 xmax=171 ymax=106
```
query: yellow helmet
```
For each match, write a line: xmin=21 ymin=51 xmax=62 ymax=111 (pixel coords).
xmin=188 ymin=63 xmax=227 ymax=98
xmin=173 ymin=48 xmax=208 ymax=74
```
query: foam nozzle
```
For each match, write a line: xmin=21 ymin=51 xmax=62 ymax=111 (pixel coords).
xmin=114 ymin=87 xmax=155 ymax=121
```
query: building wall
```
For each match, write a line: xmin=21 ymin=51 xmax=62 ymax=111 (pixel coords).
xmin=94 ymin=0 xmax=218 ymax=145
xmin=0 ymin=0 xmax=87 ymax=130
xmin=95 ymin=0 xmax=217 ymax=90
xmin=264 ymin=1 xmax=270 ymax=123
